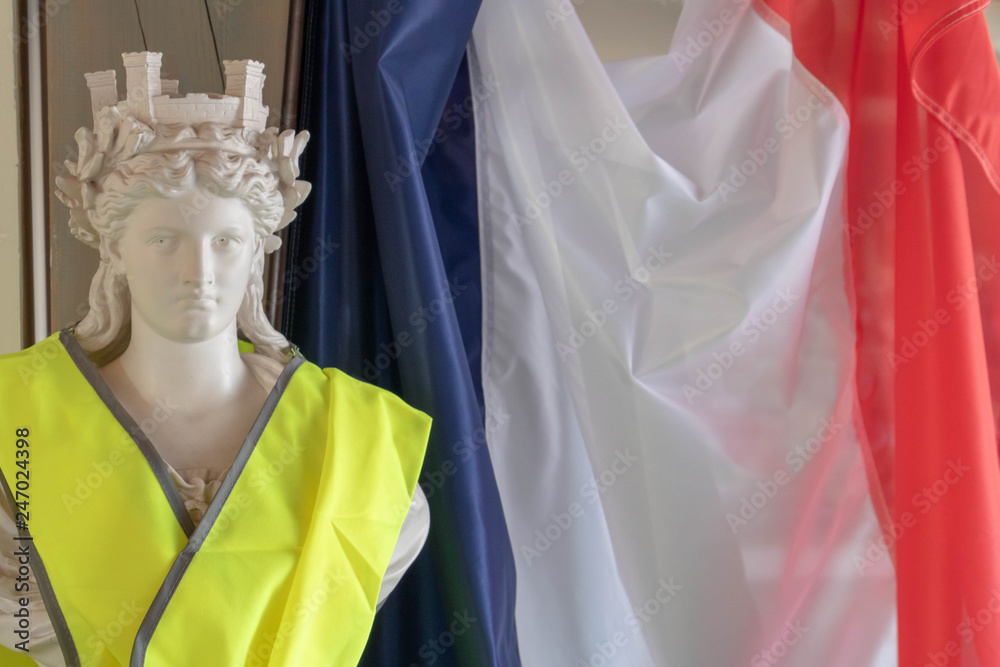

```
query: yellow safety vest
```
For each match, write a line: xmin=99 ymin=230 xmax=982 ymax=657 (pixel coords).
xmin=0 ymin=328 xmax=432 ymax=666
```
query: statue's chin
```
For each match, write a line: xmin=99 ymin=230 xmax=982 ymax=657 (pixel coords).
xmin=155 ymin=312 xmax=230 ymax=344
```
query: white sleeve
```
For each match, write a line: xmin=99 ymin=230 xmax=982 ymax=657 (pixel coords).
xmin=375 ymin=484 xmax=430 ymax=612
xmin=0 ymin=489 xmax=64 ymax=667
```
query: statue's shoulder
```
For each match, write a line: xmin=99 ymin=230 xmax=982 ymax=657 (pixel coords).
xmin=317 ymin=364 xmax=429 ymax=419
xmin=0 ymin=331 xmax=63 ymax=360
xmin=312 ymin=365 xmax=433 ymax=445
xmin=242 ymin=348 xmax=431 ymax=430
xmin=0 ymin=332 xmax=68 ymax=387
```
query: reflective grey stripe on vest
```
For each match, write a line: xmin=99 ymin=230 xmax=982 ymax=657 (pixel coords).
xmin=0 ymin=467 xmax=81 ymax=667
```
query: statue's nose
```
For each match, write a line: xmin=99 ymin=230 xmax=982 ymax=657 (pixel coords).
xmin=181 ymin=240 xmax=215 ymax=288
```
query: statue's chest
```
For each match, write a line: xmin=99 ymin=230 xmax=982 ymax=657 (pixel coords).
xmin=96 ymin=364 xmax=270 ymax=471
xmin=149 ymin=410 xmax=261 ymax=470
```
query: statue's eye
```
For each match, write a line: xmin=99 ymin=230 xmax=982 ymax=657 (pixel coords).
xmin=149 ymin=236 xmax=178 ymax=249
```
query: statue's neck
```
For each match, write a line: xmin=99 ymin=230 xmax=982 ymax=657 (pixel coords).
xmin=115 ymin=313 xmax=250 ymax=412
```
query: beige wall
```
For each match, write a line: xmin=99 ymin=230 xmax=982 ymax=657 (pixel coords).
xmin=577 ymin=0 xmax=681 ymax=62
xmin=579 ymin=2 xmax=1000 ymax=64
xmin=987 ymin=4 xmax=1000 ymax=60
xmin=0 ymin=0 xmax=22 ymax=354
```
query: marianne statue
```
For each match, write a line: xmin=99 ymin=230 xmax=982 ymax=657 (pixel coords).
xmin=0 ymin=52 xmax=431 ymax=667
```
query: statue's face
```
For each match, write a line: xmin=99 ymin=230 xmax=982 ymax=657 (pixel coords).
xmin=107 ymin=186 xmax=258 ymax=343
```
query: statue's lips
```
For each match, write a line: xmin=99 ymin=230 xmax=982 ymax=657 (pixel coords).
xmin=178 ymin=296 xmax=217 ymax=308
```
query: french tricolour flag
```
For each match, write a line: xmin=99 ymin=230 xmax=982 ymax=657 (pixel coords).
xmin=468 ymin=0 xmax=1000 ymax=663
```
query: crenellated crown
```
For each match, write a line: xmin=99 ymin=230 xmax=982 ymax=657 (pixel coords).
xmin=84 ymin=51 xmax=270 ymax=131
xmin=56 ymin=51 xmax=311 ymax=255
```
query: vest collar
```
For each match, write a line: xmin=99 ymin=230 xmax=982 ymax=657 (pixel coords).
xmin=57 ymin=328 xmax=305 ymax=542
